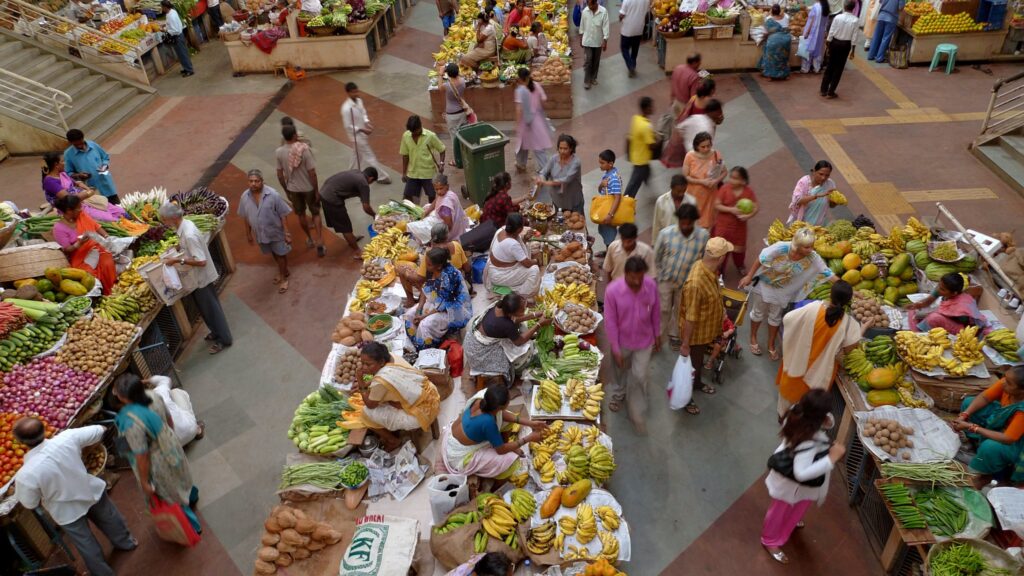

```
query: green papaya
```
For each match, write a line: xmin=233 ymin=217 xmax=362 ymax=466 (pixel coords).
xmin=79 ymin=273 xmax=96 ymax=291
xmin=44 ymin=267 xmax=62 ymax=285
xmin=889 ymin=253 xmax=911 ymax=277
xmin=867 ymin=389 xmax=900 ymax=407
xmin=874 ymin=278 xmax=886 ymax=293
xmin=856 ymin=281 xmax=875 ymax=292
xmin=886 ymin=276 xmax=902 ymax=287
xmin=884 ymin=286 xmax=900 ymax=304
xmin=59 ymin=279 xmax=87 ymax=296
xmin=898 ymin=282 xmax=918 ymax=296
xmin=900 ymin=267 xmax=915 ymax=281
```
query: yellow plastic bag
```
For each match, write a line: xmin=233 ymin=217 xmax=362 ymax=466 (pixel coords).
xmin=589 ymin=194 xmax=636 ymax=226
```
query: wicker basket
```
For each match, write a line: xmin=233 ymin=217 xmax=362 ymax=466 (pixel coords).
xmin=659 ymin=27 xmax=689 ymax=38
xmin=82 ymin=443 xmax=108 ymax=476
xmin=307 ymin=24 xmax=338 ymax=35
xmin=0 ymin=222 xmax=15 ymax=251
xmin=913 ymin=377 xmax=990 ymax=413
xmin=0 ymin=243 xmax=69 ymax=283
xmin=708 ymin=14 xmax=737 ymax=25
xmin=345 ymin=18 xmax=373 ymax=34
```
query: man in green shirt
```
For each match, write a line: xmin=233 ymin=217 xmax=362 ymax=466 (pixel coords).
xmin=399 ymin=115 xmax=446 ymax=203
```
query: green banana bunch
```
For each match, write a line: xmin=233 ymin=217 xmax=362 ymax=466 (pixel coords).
xmin=509 ymin=489 xmax=536 ymax=522
xmin=985 ymin=328 xmax=1021 ymax=362
xmin=432 ymin=510 xmax=480 ymax=534
xmin=589 ymin=444 xmax=616 ymax=483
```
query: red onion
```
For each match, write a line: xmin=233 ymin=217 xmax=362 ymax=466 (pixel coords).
xmin=0 ymin=357 xmax=100 ymax=429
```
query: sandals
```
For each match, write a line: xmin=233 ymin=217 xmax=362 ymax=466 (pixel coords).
xmin=703 ymin=358 xmax=714 ymax=370
xmin=750 ymin=343 xmax=762 ymax=356
xmin=608 ymin=400 xmax=622 ymax=412
xmin=685 ymin=402 xmax=701 ymax=415
xmin=316 ymin=245 xmax=326 ymax=257
xmin=278 ymin=280 xmax=289 ymax=294
xmin=764 ymin=546 xmax=789 ymax=564
xmin=769 ymin=348 xmax=780 ymax=361
xmin=305 ymin=237 xmax=315 ymax=249
xmin=700 ymin=383 xmax=716 ymax=395
xmin=209 ymin=342 xmax=225 ymax=355
xmin=194 ymin=420 xmax=206 ymax=440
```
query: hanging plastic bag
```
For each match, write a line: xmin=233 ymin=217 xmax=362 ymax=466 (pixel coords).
xmin=162 ymin=264 xmax=182 ymax=291
xmin=667 ymin=355 xmax=693 ymax=410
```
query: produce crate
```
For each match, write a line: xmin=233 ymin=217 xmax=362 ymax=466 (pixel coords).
xmin=857 ymin=473 xmax=896 ymax=556
xmin=693 ymin=25 xmax=714 ymax=39
xmin=939 ymin=0 xmax=980 ymax=15
xmin=139 ymin=256 xmax=197 ymax=306
xmin=129 ymin=323 xmax=181 ymax=386
xmin=711 ymin=24 xmax=734 ymax=38
xmin=893 ymin=536 xmax=926 ymax=576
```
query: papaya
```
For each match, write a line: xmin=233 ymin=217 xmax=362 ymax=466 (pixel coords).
xmin=889 ymin=253 xmax=911 ymax=277
xmin=884 ymin=286 xmax=900 ymax=304
xmin=842 ymin=253 xmax=862 ymax=271
xmin=35 ymin=278 xmax=54 ymax=293
xmin=898 ymin=283 xmax=918 ymax=296
xmin=560 ymin=479 xmax=592 ymax=508
xmin=886 ymin=276 xmax=902 ymax=287
xmin=900 ymin=267 xmax=915 ymax=281
xmin=60 ymin=268 xmax=88 ymax=281
xmin=540 ymin=487 xmax=563 ymax=518
xmin=835 ymin=240 xmax=852 ymax=255
xmin=861 ymin=263 xmax=879 ymax=280
xmin=79 ymin=273 xmax=96 ymax=291
xmin=44 ymin=267 xmax=62 ymax=285
xmin=399 ymin=251 xmax=419 ymax=263
xmin=841 ymin=269 xmax=861 ymax=285
xmin=873 ymin=278 xmax=886 ymax=293
xmin=866 ymin=389 xmax=900 ymax=406
xmin=855 ymin=281 xmax=875 ymax=292
xmin=12 ymin=278 xmax=37 ymax=289
xmin=867 ymin=367 xmax=897 ymax=389
xmin=59 ymin=279 xmax=87 ymax=296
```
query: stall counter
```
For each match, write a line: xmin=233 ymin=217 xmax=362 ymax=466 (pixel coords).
xmin=661 ymin=34 xmax=802 ymax=71
xmin=898 ymin=26 xmax=1008 ymax=64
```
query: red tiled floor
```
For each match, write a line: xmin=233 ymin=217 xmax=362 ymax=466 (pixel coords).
xmin=757 ymin=68 xmax=898 ymax=120
xmin=385 ymin=26 xmax=445 ymax=69
xmin=869 ymin=62 xmax=1021 ymax=115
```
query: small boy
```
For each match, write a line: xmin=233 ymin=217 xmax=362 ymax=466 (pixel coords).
xmin=703 ymin=314 xmax=736 ymax=370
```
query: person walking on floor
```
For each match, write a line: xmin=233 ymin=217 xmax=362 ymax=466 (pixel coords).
xmin=762 ymin=389 xmax=846 ymax=564
xmin=866 ymin=0 xmax=903 ymax=62
xmin=670 ymin=53 xmax=701 ymax=116
xmin=64 ymin=128 xmax=119 ymax=204
xmin=801 ymin=0 xmax=831 ymax=73
xmin=678 ymin=237 xmax=733 ymax=413
xmin=513 ymin=68 xmax=552 ymax=174
xmin=341 ymin=82 xmax=392 ymax=185
xmin=160 ymin=0 xmax=194 ymax=77
xmin=604 ymin=256 xmax=660 ymax=434
xmin=158 ymin=202 xmax=233 ymax=354
xmin=654 ymin=203 xmax=708 ymax=349
xmin=579 ymin=0 xmax=609 ymax=90
xmin=14 ymin=418 xmax=137 ymax=576
xmin=276 ymin=125 xmax=324 ymax=256
xmin=618 ymin=0 xmax=649 ymax=77
xmin=652 ymin=175 xmax=696 ymax=239
xmin=238 ymin=169 xmax=293 ymax=293
xmin=603 ymin=223 xmax=655 ymax=282
xmin=594 ymin=149 xmax=624 ymax=252
xmin=820 ymin=0 xmax=859 ymax=99
xmin=624 ymin=96 xmax=657 ymax=199
xmin=400 ymin=115 xmax=446 ymax=203
xmin=436 ymin=0 xmax=458 ymax=35
xmin=442 ymin=63 xmax=470 ymax=167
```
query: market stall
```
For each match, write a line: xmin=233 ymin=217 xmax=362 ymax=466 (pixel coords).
xmin=894 ymin=0 xmax=1015 ymax=64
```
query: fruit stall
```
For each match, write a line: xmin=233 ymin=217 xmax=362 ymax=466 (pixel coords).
xmin=427 ymin=0 xmax=574 ymax=124
xmin=774 ymin=207 xmax=1024 ymax=574
xmin=896 ymin=0 xmax=1012 ymax=63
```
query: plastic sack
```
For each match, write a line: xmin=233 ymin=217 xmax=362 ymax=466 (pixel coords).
xmin=667 ymin=355 xmax=693 ymax=410
xmin=162 ymin=264 xmax=182 ymax=291
xmin=148 ymin=496 xmax=201 ymax=547
xmin=797 ymin=37 xmax=810 ymax=59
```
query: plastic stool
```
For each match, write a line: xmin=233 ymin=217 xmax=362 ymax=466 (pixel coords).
xmin=929 ymin=43 xmax=958 ymax=74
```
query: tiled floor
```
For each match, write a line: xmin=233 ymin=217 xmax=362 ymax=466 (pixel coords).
xmin=2 ymin=1 xmax=1023 ymax=574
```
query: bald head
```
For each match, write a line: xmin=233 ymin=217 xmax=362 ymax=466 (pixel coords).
xmin=14 ymin=417 xmax=45 ymax=447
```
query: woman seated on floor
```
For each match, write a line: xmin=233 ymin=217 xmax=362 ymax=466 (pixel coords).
xmin=353 ymin=342 xmax=440 ymax=450
xmin=440 ymin=385 xmax=547 ymax=480
xmin=398 ymin=223 xmax=473 ymax=307
xmin=500 ymin=29 xmax=531 ymax=63
xmin=41 ymin=152 xmax=126 ymax=222
xmin=483 ymin=213 xmax=541 ymax=299
xmin=403 ymin=247 xmax=473 ymax=349
xmin=953 ymin=366 xmax=1024 ymax=488
xmin=463 ymin=293 xmax=551 ymax=387
xmin=907 ymin=272 xmax=987 ymax=336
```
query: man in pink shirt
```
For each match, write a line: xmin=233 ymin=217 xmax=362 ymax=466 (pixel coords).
xmin=604 ymin=255 xmax=661 ymax=434
xmin=670 ymin=53 xmax=702 ymax=116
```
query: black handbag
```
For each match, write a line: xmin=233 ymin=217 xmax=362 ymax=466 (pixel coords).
xmin=767 ymin=443 xmax=830 ymax=487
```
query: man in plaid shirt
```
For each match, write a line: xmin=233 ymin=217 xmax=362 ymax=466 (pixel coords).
xmin=654 ymin=203 xmax=708 ymax=348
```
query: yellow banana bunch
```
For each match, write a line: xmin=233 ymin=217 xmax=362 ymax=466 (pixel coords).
xmin=903 ymin=216 xmax=931 ymax=241
xmin=985 ymin=328 xmax=1021 ymax=362
xmin=510 ymin=489 xmax=536 ymax=521
xmin=545 ymin=419 xmax=565 ymax=440
xmin=576 ymin=503 xmax=598 ymax=544
xmin=539 ymin=458 xmax=556 ymax=483
xmin=598 ymin=530 xmax=620 ymax=561
xmin=928 ymin=327 xmax=951 ymax=348
xmin=362 ymin=227 xmax=409 ymax=261
xmin=896 ymin=385 xmax=928 ymax=408
xmin=348 ymin=279 xmax=383 ymax=312
xmin=480 ymin=497 xmax=517 ymax=539
xmin=565 ymin=378 xmax=588 ymax=411
xmin=888 ymin=226 xmax=906 ymax=252
xmin=828 ymin=190 xmax=847 ymax=205
xmin=557 ymin=425 xmax=583 ymax=451
xmin=527 ymin=521 xmax=556 ymax=554
xmin=952 ymin=325 xmax=985 ymax=364
xmin=533 ymin=448 xmax=553 ymax=471
xmin=509 ymin=469 xmax=529 ymax=488
xmin=559 ymin=515 xmax=577 ymax=535
xmin=540 ymin=282 xmax=597 ymax=310
xmin=596 ymin=506 xmax=620 ymax=531
xmin=565 ymin=545 xmax=593 ymax=561
xmin=582 ymin=425 xmax=602 ymax=447
xmin=589 ymin=444 xmax=616 ymax=483
xmin=895 ymin=331 xmax=946 ymax=371
xmin=534 ymin=379 xmax=562 ymax=413
xmin=767 ymin=219 xmax=790 ymax=244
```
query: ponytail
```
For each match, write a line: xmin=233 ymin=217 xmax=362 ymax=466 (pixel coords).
xmin=496 ymin=293 xmax=523 ymax=316
xmin=826 ymin=280 xmax=853 ymax=327
xmin=517 ymin=68 xmax=534 ymax=92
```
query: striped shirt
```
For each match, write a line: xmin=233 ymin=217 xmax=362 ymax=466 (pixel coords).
xmin=599 ymin=167 xmax=622 ymax=196
xmin=680 ymin=261 xmax=724 ymax=346
xmin=654 ymin=225 xmax=708 ymax=286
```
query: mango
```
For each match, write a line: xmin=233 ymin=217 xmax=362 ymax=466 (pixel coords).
xmin=35 ymin=278 xmax=54 ymax=293
xmin=861 ymin=263 xmax=879 ymax=280
xmin=12 ymin=278 xmax=37 ymax=289
xmin=867 ymin=389 xmax=900 ymax=406
xmin=842 ymin=269 xmax=861 ymax=285
xmin=886 ymin=276 xmax=902 ymax=287
xmin=843 ymin=253 xmax=862 ymax=271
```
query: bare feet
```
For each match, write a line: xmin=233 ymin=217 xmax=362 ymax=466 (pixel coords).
xmin=278 ymin=279 xmax=289 ymax=294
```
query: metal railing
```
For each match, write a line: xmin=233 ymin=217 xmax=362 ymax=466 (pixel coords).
xmin=0 ymin=0 xmax=146 ymax=73
xmin=974 ymin=70 xmax=1024 ymax=148
xmin=0 ymin=67 xmax=72 ymax=133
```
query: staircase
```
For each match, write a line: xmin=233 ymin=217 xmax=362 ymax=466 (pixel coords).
xmin=970 ymin=71 xmax=1024 ymax=194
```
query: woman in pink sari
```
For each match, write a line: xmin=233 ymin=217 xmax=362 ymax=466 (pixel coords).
xmin=513 ymin=68 xmax=552 ymax=173
xmin=907 ymin=272 xmax=987 ymax=335
xmin=41 ymin=152 xmax=126 ymax=222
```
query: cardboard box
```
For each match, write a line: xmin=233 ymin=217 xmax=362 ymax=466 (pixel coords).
xmin=139 ymin=251 xmax=197 ymax=305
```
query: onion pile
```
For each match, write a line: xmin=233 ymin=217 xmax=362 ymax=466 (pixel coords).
xmin=0 ymin=357 xmax=100 ymax=429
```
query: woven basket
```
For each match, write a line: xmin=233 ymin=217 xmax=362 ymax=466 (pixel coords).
xmin=914 ymin=377 xmax=990 ymax=413
xmin=708 ymin=14 xmax=737 ymax=25
xmin=345 ymin=19 xmax=373 ymax=34
xmin=0 ymin=243 xmax=69 ymax=283
xmin=307 ymin=24 xmax=338 ymax=35
xmin=659 ymin=27 xmax=689 ymax=38
xmin=0 ymin=222 xmax=15 ymax=250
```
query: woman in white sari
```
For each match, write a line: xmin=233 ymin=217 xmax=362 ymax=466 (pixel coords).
xmin=440 ymin=385 xmax=547 ymax=480
xmin=483 ymin=213 xmax=541 ymax=299
xmin=463 ymin=293 xmax=551 ymax=387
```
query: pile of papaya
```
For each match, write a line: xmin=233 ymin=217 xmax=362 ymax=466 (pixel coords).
xmin=6 ymin=268 xmax=96 ymax=303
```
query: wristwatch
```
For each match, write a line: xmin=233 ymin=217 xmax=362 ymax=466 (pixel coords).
xmin=179 ymin=258 xmax=186 ymax=266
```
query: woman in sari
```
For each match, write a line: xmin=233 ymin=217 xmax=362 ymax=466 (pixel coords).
xmin=112 ymin=374 xmax=200 ymax=534
xmin=484 ymin=213 xmax=541 ymax=298
xmin=759 ymin=5 xmax=792 ymax=80
xmin=351 ymin=342 xmax=440 ymax=450
xmin=460 ymin=12 xmax=498 ymax=70
xmin=52 ymin=195 xmax=116 ymax=295
xmin=787 ymin=160 xmax=836 ymax=226
xmin=464 ymin=293 xmax=551 ymax=387
xmin=527 ymin=22 xmax=549 ymax=65
xmin=421 ymin=174 xmax=470 ymax=242
xmin=404 ymin=247 xmax=472 ymax=349
xmin=440 ymin=385 xmax=547 ymax=480
xmin=907 ymin=272 xmax=987 ymax=335
xmin=713 ymin=166 xmax=759 ymax=276
xmin=954 ymin=367 xmax=1024 ymax=488
xmin=801 ymin=0 xmax=830 ymax=73
xmin=776 ymin=281 xmax=871 ymax=417
xmin=682 ymin=132 xmax=726 ymax=230
xmin=41 ymin=152 xmax=126 ymax=222
xmin=480 ymin=172 xmax=526 ymax=229
xmin=514 ymin=68 xmax=552 ymax=174
xmin=399 ymin=222 xmax=473 ymax=307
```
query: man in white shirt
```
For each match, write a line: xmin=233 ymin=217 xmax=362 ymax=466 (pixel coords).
xmin=579 ymin=0 xmax=609 ymax=90
xmin=678 ymin=99 xmax=724 ymax=153
xmin=820 ymin=0 xmax=859 ymax=99
xmin=149 ymin=375 xmax=202 ymax=445
xmin=159 ymin=202 xmax=233 ymax=353
xmin=161 ymin=0 xmax=194 ymax=77
xmin=652 ymin=174 xmax=697 ymax=240
xmin=14 ymin=419 xmax=136 ymax=576
xmin=298 ymin=0 xmax=322 ymax=13
xmin=618 ymin=0 xmax=649 ymax=77
xmin=341 ymin=82 xmax=392 ymax=185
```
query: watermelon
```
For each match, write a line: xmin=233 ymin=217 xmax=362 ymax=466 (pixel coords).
xmin=737 ymin=199 xmax=755 ymax=214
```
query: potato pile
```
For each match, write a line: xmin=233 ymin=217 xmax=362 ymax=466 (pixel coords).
xmin=554 ymin=241 xmax=587 ymax=264
xmin=334 ymin=349 xmax=362 ymax=385
xmin=564 ymin=210 xmax=586 ymax=231
xmin=372 ymin=214 xmax=406 ymax=234
xmin=56 ymin=317 xmax=136 ymax=376
xmin=82 ymin=444 xmax=105 ymax=475
xmin=863 ymin=418 xmax=915 ymax=460
xmin=360 ymin=261 xmax=387 ymax=281
xmin=256 ymin=505 xmax=343 ymax=575
xmin=560 ymin=303 xmax=597 ymax=333
xmin=332 ymin=312 xmax=373 ymax=347
xmin=852 ymin=291 xmax=889 ymax=327
xmin=555 ymin=264 xmax=593 ymax=286
xmin=534 ymin=58 xmax=570 ymax=85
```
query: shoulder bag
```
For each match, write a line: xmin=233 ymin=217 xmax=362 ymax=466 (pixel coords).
xmin=590 ymin=194 xmax=636 ymax=226
xmin=766 ymin=442 xmax=831 ymax=487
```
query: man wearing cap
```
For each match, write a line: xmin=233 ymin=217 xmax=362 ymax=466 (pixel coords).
xmin=678 ymin=236 xmax=733 ymax=414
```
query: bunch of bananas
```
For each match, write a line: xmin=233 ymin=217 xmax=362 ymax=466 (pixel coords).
xmin=895 ymin=330 xmax=948 ymax=371
xmin=582 ymin=383 xmax=604 ymax=420
xmin=868 ymin=233 xmax=892 ymax=250
xmin=538 ymin=457 xmax=556 ymax=483
xmin=865 ymin=335 xmax=898 ymax=365
xmin=526 ymin=520 xmax=557 ymax=554
xmin=565 ymin=544 xmax=593 ymax=561
xmin=888 ymin=226 xmax=906 ymax=253
xmin=597 ymin=506 xmax=620 ymax=531
xmin=589 ymin=444 xmax=616 ymax=483
xmin=582 ymin=425 xmax=602 ymax=447
xmin=953 ymin=325 xmax=985 ymax=364
xmin=557 ymin=425 xmax=584 ymax=452
xmin=844 ymin=345 xmax=874 ymax=380
xmin=895 ymin=381 xmax=928 ymax=408
xmin=534 ymin=379 xmax=563 ymax=413
xmin=509 ymin=489 xmax=536 ymax=522
xmin=502 ymin=421 xmax=521 ymax=443
xmin=509 ymin=468 xmax=530 ymax=488
xmin=432 ymin=510 xmax=480 ymax=534
xmin=565 ymin=378 xmax=588 ymax=410
xmin=480 ymin=495 xmax=518 ymax=539
xmin=576 ymin=503 xmax=598 ymax=544
xmin=852 ymin=240 xmax=879 ymax=260
xmin=362 ymin=227 xmax=409 ymax=261
xmin=598 ymin=530 xmax=620 ymax=561
xmin=985 ymin=328 xmax=1021 ymax=362
xmin=348 ymin=279 xmax=383 ymax=312
xmin=564 ymin=445 xmax=590 ymax=483
xmin=767 ymin=219 xmax=790 ymax=244
xmin=902 ymin=216 xmax=931 ymax=242
xmin=111 ymin=282 xmax=158 ymax=312
xmin=473 ymin=529 xmax=489 ymax=553
xmin=559 ymin=515 xmax=577 ymax=535
xmin=854 ymin=226 xmax=876 ymax=241
xmin=828 ymin=190 xmax=847 ymax=205
xmin=540 ymin=282 xmax=597 ymax=310
xmin=96 ymin=294 xmax=142 ymax=323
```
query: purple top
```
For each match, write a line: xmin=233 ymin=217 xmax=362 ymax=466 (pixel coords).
xmin=603 ymin=275 xmax=661 ymax=355
xmin=42 ymin=173 xmax=78 ymax=206
xmin=803 ymin=3 xmax=827 ymax=60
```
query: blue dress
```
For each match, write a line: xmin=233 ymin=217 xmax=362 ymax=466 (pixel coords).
xmin=406 ymin=264 xmax=472 ymax=349
xmin=759 ymin=18 xmax=792 ymax=80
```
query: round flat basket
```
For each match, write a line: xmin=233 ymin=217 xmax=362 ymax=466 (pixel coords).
xmin=926 ymin=538 xmax=1022 ymax=575
xmin=82 ymin=443 xmax=107 ymax=476
xmin=659 ymin=28 xmax=689 ymax=38
xmin=345 ymin=19 xmax=373 ymax=34
xmin=307 ymin=24 xmax=338 ymax=35
xmin=708 ymin=15 xmax=737 ymax=25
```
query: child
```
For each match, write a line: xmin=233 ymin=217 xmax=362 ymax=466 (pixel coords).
xmin=595 ymin=149 xmax=623 ymax=254
xmin=704 ymin=314 xmax=736 ymax=370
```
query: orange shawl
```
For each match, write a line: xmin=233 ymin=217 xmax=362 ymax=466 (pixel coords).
xmin=776 ymin=305 xmax=841 ymax=405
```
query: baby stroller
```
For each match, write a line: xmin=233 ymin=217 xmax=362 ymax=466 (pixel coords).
xmin=708 ymin=286 xmax=748 ymax=384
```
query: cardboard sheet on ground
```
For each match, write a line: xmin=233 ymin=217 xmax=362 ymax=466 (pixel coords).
xmin=529 ymin=488 xmax=631 ymax=562
xmin=987 ymin=487 xmax=1024 ymax=539
xmin=855 ymin=407 xmax=960 ymax=463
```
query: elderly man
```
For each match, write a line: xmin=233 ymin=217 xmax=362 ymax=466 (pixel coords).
xmin=63 ymin=128 xmax=118 ymax=204
xmin=654 ymin=203 xmax=708 ymax=348
xmin=652 ymin=175 xmax=696 ymax=240
xmin=341 ymin=83 xmax=392 ymax=184
xmin=276 ymin=124 xmax=323 ymax=256
xmin=602 ymin=223 xmax=654 ymax=282
xmin=319 ymin=167 xmax=378 ymax=259
xmin=238 ymin=169 xmax=293 ymax=293
xmin=159 ymin=202 xmax=233 ymax=353
xmin=670 ymin=53 xmax=702 ymax=116
xmin=14 ymin=418 xmax=136 ymax=576
xmin=678 ymin=237 xmax=732 ymax=414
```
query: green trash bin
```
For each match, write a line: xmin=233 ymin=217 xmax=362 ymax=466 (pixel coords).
xmin=456 ymin=123 xmax=509 ymax=205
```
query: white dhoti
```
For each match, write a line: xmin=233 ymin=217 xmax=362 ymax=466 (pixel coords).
xmin=349 ymin=133 xmax=391 ymax=182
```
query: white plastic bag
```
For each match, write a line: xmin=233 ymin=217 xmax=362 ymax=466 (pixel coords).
xmin=667 ymin=355 xmax=693 ymax=410
xmin=162 ymin=264 xmax=182 ymax=291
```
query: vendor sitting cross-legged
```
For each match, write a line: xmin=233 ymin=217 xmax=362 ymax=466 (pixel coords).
xmin=953 ymin=366 xmax=1024 ymax=488
xmin=351 ymin=342 xmax=440 ymax=451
